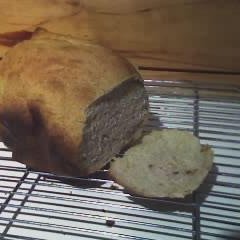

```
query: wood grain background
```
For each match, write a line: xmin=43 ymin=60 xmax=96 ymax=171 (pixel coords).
xmin=0 ymin=0 xmax=238 ymax=84
xmin=40 ymin=0 xmax=240 ymax=84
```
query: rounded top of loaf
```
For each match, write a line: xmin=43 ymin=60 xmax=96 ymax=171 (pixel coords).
xmin=0 ymin=31 xmax=142 ymax=175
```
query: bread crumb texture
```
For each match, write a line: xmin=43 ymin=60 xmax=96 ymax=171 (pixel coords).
xmin=110 ymin=129 xmax=214 ymax=198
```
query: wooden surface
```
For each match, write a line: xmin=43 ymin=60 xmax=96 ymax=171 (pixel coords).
xmin=41 ymin=0 xmax=240 ymax=78
xmin=0 ymin=0 xmax=238 ymax=84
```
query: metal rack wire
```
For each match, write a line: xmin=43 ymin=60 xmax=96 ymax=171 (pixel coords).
xmin=0 ymin=80 xmax=240 ymax=240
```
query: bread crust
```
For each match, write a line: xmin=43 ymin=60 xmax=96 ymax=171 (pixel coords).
xmin=0 ymin=32 xmax=142 ymax=176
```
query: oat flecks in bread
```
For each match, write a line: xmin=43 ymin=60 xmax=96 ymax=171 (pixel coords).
xmin=0 ymin=32 xmax=148 ymax=176
xmin=109 ymin=129 xmax=214 ymax=198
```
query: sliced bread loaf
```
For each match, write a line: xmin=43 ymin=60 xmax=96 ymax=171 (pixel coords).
xmin=0 ymin=31 xmax=148 ymax=176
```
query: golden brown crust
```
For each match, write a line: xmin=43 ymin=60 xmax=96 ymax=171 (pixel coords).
xmin=0 ymin=31 xmax=140 ymax=176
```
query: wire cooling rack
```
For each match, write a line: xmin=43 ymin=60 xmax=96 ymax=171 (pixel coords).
xmin=0 ymin=80 xmax=240 ymax=240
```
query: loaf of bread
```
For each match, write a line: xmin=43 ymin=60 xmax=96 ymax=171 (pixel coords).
xmin=0 ymin=31 xmax=148 ymax=176
xmin=109 ymin=129 xmax=213 ymax=198
xmin=0 ymin=0 xmax=82 ymax=58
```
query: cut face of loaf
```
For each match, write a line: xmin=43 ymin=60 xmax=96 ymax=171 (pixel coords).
xmin=79 ymin=79 xmax=147 ymax=174
xmin=0 ymin=77 xmax=147 ymax=176
xmin=109 ymin=130 xmax=214 ymax=198
xmin=0 ymin=32 xmax=148 ymax=177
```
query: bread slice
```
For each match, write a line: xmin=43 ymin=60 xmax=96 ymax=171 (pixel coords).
xmin=109 ymin=129 xmax=213 ymax=198
xmin=0 ymin=32 xmax=148 ymax=176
